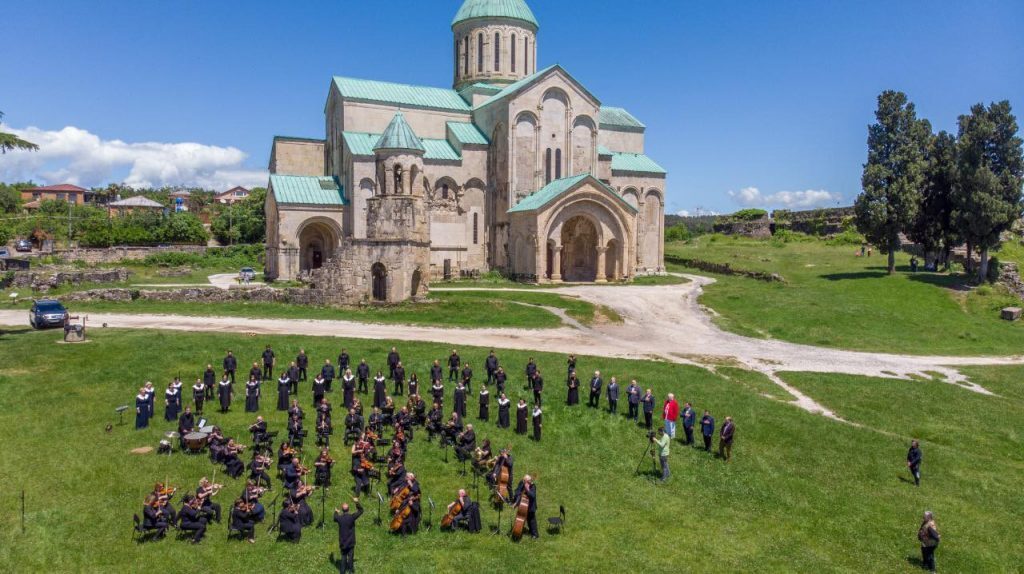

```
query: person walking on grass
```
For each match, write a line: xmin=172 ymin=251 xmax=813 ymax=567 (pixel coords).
xmin=917 ymin=511 xmax=940 ymax=571
xmin=907 ymin=440 xmax=922 ymax=487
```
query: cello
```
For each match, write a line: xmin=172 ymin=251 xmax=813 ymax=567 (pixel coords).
xmin=390 ymin=483 xmax=411 ymax=512
xmin=440 ymin=498 xmax=463 ymax=529
xmin=390 ymin=499 xmax=413 ymax=532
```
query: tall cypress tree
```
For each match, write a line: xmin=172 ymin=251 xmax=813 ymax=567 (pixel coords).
xmin=910 ymin=131 xmax=959 ymax=268
xmin=854 ymin=91 xmax=932 ymax=274
xmin=952 ymin=101 xmax=1024 ymax=283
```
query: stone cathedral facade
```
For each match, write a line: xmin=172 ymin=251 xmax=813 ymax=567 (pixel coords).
xmin=265 ymin=0 xmax=667 ymax=304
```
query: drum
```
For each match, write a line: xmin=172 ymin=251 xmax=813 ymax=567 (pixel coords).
xmin=184 ymin=432 xmax=209 ymax=452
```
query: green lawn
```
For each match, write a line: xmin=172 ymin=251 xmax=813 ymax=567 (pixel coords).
xmin=55 ymin=289 xmax=616 ymax=329
xmin=0 ymin=327 xmax=1018 ymax=572
xmin=667 ymin=235 xmax=1024 ymax=355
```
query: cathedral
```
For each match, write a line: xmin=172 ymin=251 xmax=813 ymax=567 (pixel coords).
xmin=265 ymin=0 xmax=667 ymax=303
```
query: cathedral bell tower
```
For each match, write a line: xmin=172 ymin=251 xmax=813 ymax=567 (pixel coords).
xmin=368 ymin=111 xmax=429 ymax=244
xmin=452 ymin=0 xmax=539 ymax=90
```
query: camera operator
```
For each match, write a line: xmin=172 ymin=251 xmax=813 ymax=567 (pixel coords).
xmin=650 ymin=428 xmax=671 ymax=482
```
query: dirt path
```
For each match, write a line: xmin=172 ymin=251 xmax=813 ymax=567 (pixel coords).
xmin=5 ymin=274 xmax=1020 ymax=419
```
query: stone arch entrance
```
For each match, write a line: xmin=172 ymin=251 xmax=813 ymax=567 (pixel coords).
xmin=560 ymin=216 xmax=599 ymax=282
xmin=371 ymin=263 xmax=387 ymax=302
xmin=299 ymin=219 xmax=340 ymax=274
xmin=605 ymin=239 xmax=619 ymax=281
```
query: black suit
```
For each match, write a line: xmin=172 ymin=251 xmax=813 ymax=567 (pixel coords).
xmin=512 ymin=481 xmax=538 ymax=538
xmin=334 ymin=503 xmax=364 ymax=573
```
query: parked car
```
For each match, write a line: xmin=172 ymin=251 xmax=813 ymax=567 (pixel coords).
xmin=0 ymin=247 xmax=9 ymax=258
xmin=30 ymin=299 xmax=69 ymax=330
xmin=14 ymin=239 xmax=32 ymax=252
xmin=239 ymin=267 xmax=256 ymax=283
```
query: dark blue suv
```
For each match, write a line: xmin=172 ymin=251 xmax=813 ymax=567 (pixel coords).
xmin=30 ymin=299 xmax=68 ymax=329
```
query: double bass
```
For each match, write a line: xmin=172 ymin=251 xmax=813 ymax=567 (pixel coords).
xmin=494 ymin=464 xmax=511 ymax=503
xmin=510 ymin=482 xmax=531 ymax=541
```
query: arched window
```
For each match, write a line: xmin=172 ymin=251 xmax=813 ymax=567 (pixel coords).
xmin=441 ymin=184 xmax=449 ymax=200
xmin=494 ymin=33 xmax=501 ymax=71
xmin=477 ymin=34 xmax=484 ymax=72
xmin=555 ymin=149 xmax=563 ymax=179
xmin=511 ymin=34 xmax=517 ymax=72
xmin=454 ymin=39 xmax=460 ymax=79
xmin=393 ymin=165 xmax=403 ymax=195
xmin=473 ymin=213 xmax=479 ymax=245
xmin=545 ymin=148 xmax=552 ymax=184
xmin=464 ymin=36 xmax=469 ymax=75
xmin=525 ymin=37 xmax=530 ymax=73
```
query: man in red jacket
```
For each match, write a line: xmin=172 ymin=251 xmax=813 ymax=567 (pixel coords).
xmin=662 ymin=394 xmax=679 ymax=439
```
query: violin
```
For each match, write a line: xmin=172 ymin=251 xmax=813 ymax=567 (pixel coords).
xmin=360 ymin=454 xmax=375 ymax=471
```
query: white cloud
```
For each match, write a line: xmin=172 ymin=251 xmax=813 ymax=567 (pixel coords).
xmin=728 ymin=186 xmax=841 ymax=210
xmin=0 ymin=123 xmax=268 ymax=190
xmin=675 ymin=209 xmax=690 ymax=217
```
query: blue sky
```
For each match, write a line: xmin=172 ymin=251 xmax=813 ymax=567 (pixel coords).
xmin=1 ymin=0 xmax=1021 ymax=215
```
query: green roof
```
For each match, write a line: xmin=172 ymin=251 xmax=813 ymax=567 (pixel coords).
xmin=452 ymin=0 xmax=539 ymax=29
xmin=610 ymin=152 xmax=667 ymax=175
xmin=344 ymin=132 xmax=460 ymax=161
xmin=475 ymin=64 xmax=601 ymax=110
xmin=374 ymin=112 xmax=425 ymax=152
xmin=508 ymin=173 xmax=638 ymax=214
xmin=270 ymin=175 xmax=347 ymax=206
xmin=600 ymin=107 xmax=646 ymax=131
xmin=447 ymin=122 xmax=490 ymax=145
xmin=597 ymin=145 xmax=613 ymax=156
xmin=332 ymin=76 xmax=471 ymax=113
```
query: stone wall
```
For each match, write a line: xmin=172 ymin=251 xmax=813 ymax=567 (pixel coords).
xmin=1 ymin=268 xmax=131 ymax=291
xmin=62 ymin=286 xmax=331 ymax=306
xmin=47 ymin=245 xmax=207 ymax=265
xmin=712 ymin=217 xmax=772 ymax=239
xmin=666 ymin=255 xmax=785 ymax=283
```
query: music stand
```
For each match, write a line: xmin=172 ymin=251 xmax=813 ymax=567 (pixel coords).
xmin=316 ymin=483 xmax=328 ymax=530
xmin=266 ymin=492 xmax=281 ymax=533
xmin=425 ymin=498 xmax=435 ymax=532
xmin=374 ymin=492 xmax=384 ymax=527
xmin=492 ymin=497 xmax=505 ymax=536
xmin=115 ymin=405 xmax=129 ymax=426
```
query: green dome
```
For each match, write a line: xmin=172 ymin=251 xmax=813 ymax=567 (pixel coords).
xmin=374 ymin=112 xmax=425 ymax=153
xmin=452 ymin=0 xmax=539 ymax=29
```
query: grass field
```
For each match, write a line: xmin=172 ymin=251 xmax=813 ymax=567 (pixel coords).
xmin=55 ymin=290 xmax=617 ymax=329
xmin=667 ymin=235 xmax=1024 ymax=356
xmin=0 ymin=327 xmax=1020 ymax=572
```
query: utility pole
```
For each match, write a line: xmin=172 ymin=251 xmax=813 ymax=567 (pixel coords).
xmin=229 ymin=206 xmax=234 ymax=246
xmin=67 ymin=199 xmax=72 ymax=247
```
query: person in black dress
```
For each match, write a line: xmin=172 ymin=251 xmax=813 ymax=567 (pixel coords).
xmin=431 ymin=379 xmax=445 ymax=407
xmin=135 ymin=388 xmax=150 ymax=430
xmin=144 ymin=382 xmax=156 ymax=418
xmin=277 ymin=373 xmax=290 ymax=411
xmin=230 ymin=498 xmax=256 ymax=543
xmin=478 ymin=385 xmax=490 ymax=421
xmin=515 ymin=399 xmax=528 ymax=435
xmin=356 ymin=360 xmax=370 ymax=393
xmin=245 ymin=376 xmax=260 ymax=412
xmin=567 ymin=354 xmax=577 ymax=381
xmin=497 ymin=393 xmax=511 ymax=428
xmin=393 ymin=362 xmax=405 ymax=396
xmin=218 ymin=377 xmax=233 ymax=412
xmin=566 ymin=371 xmax=580 ymax=406
xmin=408 ymin=373 xmax=419 ymax=398
xmin=278 ymin=502 xmax=302 ymax=542
xmin=164 ymin=382 xmax=181 ymax=422
xmin=532 ymin=404 xmax=543 ymax=441
xmin=454 ymin=381 xmax=467 ymax=418
xmin=342 ymin=370 xmax=355 ymax=409
xmin=373 ymin=372 xmax=387 ymax=409
xmin=192 ymin=379 xmax=205 ymax=413
xmin=312 ymin=374 xmax=326 ymax=408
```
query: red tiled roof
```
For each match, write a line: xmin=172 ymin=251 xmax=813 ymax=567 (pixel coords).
xmin=26 ymin=184 xmax=88 ymax=193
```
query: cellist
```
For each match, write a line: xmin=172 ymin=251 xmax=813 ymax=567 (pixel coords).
xmin=511 ymin=475 xmax=538 ymax=539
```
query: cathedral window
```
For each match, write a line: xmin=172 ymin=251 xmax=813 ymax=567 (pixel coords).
xmin=555 ymin=149 xmax=563 ymax=179
xmin=473 ymin=213 xmax=479 ymax=245
xmin=393 ymin=165 xmax=403 ymax=195
xmin=441 ymin=184 xmax=449 ymax=200
xmin=455 ymin=40 xmax=460 ymax=78
xmin=478 ymin=34 xmax=484 ymax=72
xmin=545 ymin=148 xmax=552 ymax=184
xmin=464 ymin=36 xmax=469 ymax=75
xmin=494 ymin=33 xmax=501 ymax=71
xmin=511 ymin=34 xmax=517 ymax=72
xmin=525 ymin=37 xmax=530 ymax=73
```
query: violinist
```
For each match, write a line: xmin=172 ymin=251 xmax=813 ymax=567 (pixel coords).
xmin=242 ymin=481 xmax=267 ymax=522
xmin=382 ymin=396 xmax=396 ymax=427
xmin=395 ymin=407 xmax=413 ymax=441
xmin=287 ymin=413 xmax=303 ymax=447
xmin=222 ymin=439 xmax=247 ymax=479
xmin=231 ymin=498 xmax=257 ymax=543
xmin=177 ymin=406 xmax=194 ymax=449
xmin=151 ymin=482 xmax=178 ymax=523
xmin=411 ymin=394 xmax=426 ymax=426
xmin=277 ymin=442 xmax=296 ymax=468
xmin=344 ymin=408 xmax=363 ymax=445
xmin=352 ymin=397 xmax=364 ymax=417
xmin=250 ymin=452 xmax=273 ymax=489
xmin=196 ymin=477 xmax=223 ymax=523
xmin=455 ymin=424 xmax=476 ymax=462
xmin=278 ymin=500 xmax=302 ymax=542
xmin=141 ymin=494 xmax=169 ymax=539
xmin=177 ymin=495 xmax=208 ymax=544
xmin=512 ymin=475 xmax=538 ymax=539
xmin=368 ymin=407 xmax=383 ymax=434
xmin=282 ymin=455 xmax=304 ymax=493
xmin=314 ymin=448 xmax=335 ymax=487
xmin=351 ymin=464 xmax=372 ymax=497
xmin=386 ymin=458 xmax=406 ymax=494
xmin=426 ymin=402 xmax=443 ymax=442
xmin=289 ymin=483 xmax=316 ymax=526
xmin=208 ymin=427 xmax=227 ymax=463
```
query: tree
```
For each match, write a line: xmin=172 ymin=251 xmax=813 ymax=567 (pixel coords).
xmin=0 ymin=112 xmax=40 ymax=154
xmin=909 ymin=131 xmax=959 ymax=268
xmin=0 ymin=181 xmax=33 ymax=213
xmin=952 ymin=101 xmax=1024 ymax=283
xmin=211 ymin=187 xmax=266 ymax=245
xmin=854 ymin=91 xmax=932 ymax=274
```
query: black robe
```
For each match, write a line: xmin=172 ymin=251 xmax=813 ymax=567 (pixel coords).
xmin=373 ymin=378 xmax=386 ymax=409
xmin=454 ymin=387 xmax=467 ymax=418
xmin=515 ymin=404 xmax=528 ymax=434
xmin=245 ymin=382 xmax=260 ymax=412
xmin=478 ymin=391 xmax=490 ymax=421
xmin=164 ymin=389 xmax=180 ymax=421
xmin=277 ymin=378 xmax=290 ymax=411
xmin=218 ymin=382 xmax=232 ymax=411
xmin=497 ymin=399 xmax=510 ymax=428
xmin=566 ymin=377 xmax=580 ymax=405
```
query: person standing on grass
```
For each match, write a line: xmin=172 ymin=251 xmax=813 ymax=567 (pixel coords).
xmin=606 ymin=377 xmax=619 ymax=415
xmin=485 ymin=350 xmax=499 ymax=385
xmin=531 ymin=370 xmax=544 ymax=406
xmin=287 ymin=361 xmax=301 ymax=395
xmin=532 ymin=403 xmax=542 ymax=441
xmin=322 ymin=359 xmax=336 ymax=393
xmin=662 ymin=393 xmax=679 ymax=438
xmin=387 ymin=347 xmax=401 ymax=380
xmin=248 ymin=361 xmax=262 ymax=384
xmin=261 ymin=345 xmax=275 ymax=381
xmin=525 ymin=358 xmax=538 ymax=390
xmin=204 ymin=364 xmax=218 ymax=400
xmin=589 ymin=370 xmax=603 ymax=409
xmin=652 ymin=428 xmax=671 ymax=482
xmin=135 ymin=387 xmax=150 ymax=430
xmin=907 ymin=440 xmax=923 ymax=487
xmin=917 ymin=511 xmax=940 ymax=571
xmin=192 ymin=378 xmax=206 ymax=413
xmin=448 ymin=350 xmax=461 ymax=382
xmin=626 ymin=380 xmax=640 ymax=421
xmin=701 ymin=410 xmax=715 ymax=452
xmin=334 ymin=498 xmax=364 ymax=573
xmin=296 ymin=349 xmax=309 ymax=382
xmin=356 ymin=359 xmax=370 ymax=394
xmin=641 ymin=388 xmax=655 ymax=429
xmin=222 ymin=351 xmax=237 ymax=384
xmin=681 ymin=402 xmax=695 ymax=445
xmin=718 ymin=416 xmax=735 ymax=461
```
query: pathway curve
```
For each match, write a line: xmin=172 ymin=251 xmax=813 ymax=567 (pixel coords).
xmin=5 ymin=275 xmax=1021 ymax=419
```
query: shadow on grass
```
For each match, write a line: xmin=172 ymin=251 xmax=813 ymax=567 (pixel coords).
xmin=906 ymin=273 xmax=973 ymax=291
xmin=905 ymin=555 xmax=925 ymax=569
xmin=0 ymin=326 xmax=33 ymax=340
xmin=820 ymin=271 xmax=889 ymax=281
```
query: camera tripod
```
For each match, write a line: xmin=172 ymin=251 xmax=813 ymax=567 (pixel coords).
xmin=634 ymin=439 xmax=658 ymax=476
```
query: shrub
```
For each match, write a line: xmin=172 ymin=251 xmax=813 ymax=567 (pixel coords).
xmin=730 ymin=208 xmax=768 ymax=221
xmin=665 ymin=224 xmax=691 ymax=242
xmin=986 ymin=256 xmax=1001 ymax=284
xmin=770 ymin=229 xmax=814 ymax=245
xmin=826 ymin=228 xmax=865 ymax=246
